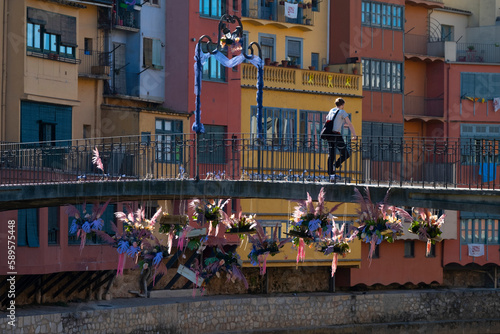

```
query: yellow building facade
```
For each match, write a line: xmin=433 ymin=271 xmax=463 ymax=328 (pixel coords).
xmin=238 ymin=2 xmax=363 ymax=271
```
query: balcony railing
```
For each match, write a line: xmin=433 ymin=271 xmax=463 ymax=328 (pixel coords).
xmin=114 ymin=3 xmax=140 ymax=30
xmin=242 ymin=0 xmax=315 ymax=26
xmin=241 ymin=63 xmax=361 ymax=95
xmin=1 ymin=135 xmax=499 ymax=190
xmin=405 ymin=96 xmax=444 ymax=118
xmin=78 ymin=50 xmax=111 ymax=77
xmin=456 ymin=43 xmax=500 ymax=64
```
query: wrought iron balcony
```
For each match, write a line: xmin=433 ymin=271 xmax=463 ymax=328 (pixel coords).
xmin=78 ymin=50 xmax=111 ymax=78
xmin=404 ymin=96 xmax=444 ymax=118
xmin=241 ymin=63 xmax=361 ymax=95
xmin=242 ymin=0 xmax=315 ymax=27
xmin=114 ymin=2 xmax=140 ymax=31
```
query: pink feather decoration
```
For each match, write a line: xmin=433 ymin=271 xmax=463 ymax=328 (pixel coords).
xmin=331 ymin=253 xmax=339 ymax=277
xmin=117 ymin=253 xmax=126 ymax=275
xmin=92 ymin=147 xmax=104 ymax=172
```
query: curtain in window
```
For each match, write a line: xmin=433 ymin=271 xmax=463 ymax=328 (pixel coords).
xmin=153 ymin=39 xmax=162 ymax=67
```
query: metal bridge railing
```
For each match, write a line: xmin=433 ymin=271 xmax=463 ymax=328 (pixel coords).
xmin=0 ymin=135 xmax=498 ymax=190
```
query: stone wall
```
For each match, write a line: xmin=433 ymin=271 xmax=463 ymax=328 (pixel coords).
xmin=1 ymin=289 xmax=499 ymax=334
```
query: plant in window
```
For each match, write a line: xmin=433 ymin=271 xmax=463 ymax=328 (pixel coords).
xmin=408 ymin=208 xmax=445 ymax=256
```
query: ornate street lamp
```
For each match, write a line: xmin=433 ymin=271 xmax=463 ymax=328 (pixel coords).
xmin=193 ymin=14 xmax=264 ymax=181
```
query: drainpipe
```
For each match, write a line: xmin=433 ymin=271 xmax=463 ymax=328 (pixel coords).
xmin=446 ymin=62 xmax=450 ymax=138
xmin=1 ymin=0 xmax=8 ymax=141
xmin=326 ymin=0 xmax=330 ymax=65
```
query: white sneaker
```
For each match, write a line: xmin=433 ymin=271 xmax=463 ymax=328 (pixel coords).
xmin=329 ymin=174 xmax=341 ymax=182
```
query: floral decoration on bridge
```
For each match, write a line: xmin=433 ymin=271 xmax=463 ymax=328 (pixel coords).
xmin=248 ymin=222 xmax=292 ymax=275
xmin=289 ymin=187 xmax=342 ymax=264
xmin=105 ymin=205 xmax=165 ymax=276
xmin=67 ymin=199 xmax=111 ymax=253
xmin=188 ymin=248 xmax=248 ymax=293
xmin=315 ymin=222 xmax=357 ymax=276
xmin=223 ymin=212 xmax=257 ymax=236
xmin=353 ymin=187 xmax=407 ymax=263
xmin=409 ymin=208 xmax=445 ymax=256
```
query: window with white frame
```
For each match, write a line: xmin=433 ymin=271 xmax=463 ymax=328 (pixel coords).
xmin=361 ymin=1 xmax=403 ymax=30
xmin=155 ymin=119 xmax=183 ymax=163
xmin=143 ymin=37 xmax=163 ymax=70
xmin=362 ymin=59 xmax=402 ymax=92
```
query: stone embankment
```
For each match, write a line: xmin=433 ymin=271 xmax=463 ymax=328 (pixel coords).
xmin=1 ymin=289 xmax=499 ymax=334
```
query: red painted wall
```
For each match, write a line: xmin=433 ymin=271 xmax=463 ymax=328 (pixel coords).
xmin=445 ymin=63 xmax=500 ymax=139
xmin=350 ymin=240 xmax=443 ymax=286
xmin=0 ymin=205 xmax=129 ymax=275
xmin=186 ymin=1 xmax=242 ymax=134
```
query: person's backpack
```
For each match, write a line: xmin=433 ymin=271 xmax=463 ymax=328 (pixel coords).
xmin=320 ymin=109 xmax=339 ymax=140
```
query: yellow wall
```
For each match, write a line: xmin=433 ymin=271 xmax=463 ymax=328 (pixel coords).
xmin=2 ymin=0 xmax=102 ymax=141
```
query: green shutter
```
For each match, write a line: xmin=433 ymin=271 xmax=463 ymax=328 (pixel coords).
xmin=17 ymin=210 xmax=27 ymax=246
xmin=26 ymin=208 xmax=39 ymax=247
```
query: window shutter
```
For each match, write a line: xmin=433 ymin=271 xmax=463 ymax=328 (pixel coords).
xmin=26 ymin=209 xmax=39 ymax=248
xmin=461 ymin=73 xmax=475 ymax=97
xmin=261 ymin=37 xmax=274 ymax=47
xmin=60 ymin=15 xmax=77 ymax=47
xmin=288 ymin=40 xmax=300 ymax=57
xmin=143 ymin=38 xmax=152 ymax=67
xmin=17 ymin=210 xmax=27 ymax=246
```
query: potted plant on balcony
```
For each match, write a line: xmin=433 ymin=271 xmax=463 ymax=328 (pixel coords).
xmin=466 ymin=45 xmax=476 ymax=61
xmin=338 ymin=67 xmax=344 ymax=73
xmin=352 ymin=65 xmax=358 ymax=75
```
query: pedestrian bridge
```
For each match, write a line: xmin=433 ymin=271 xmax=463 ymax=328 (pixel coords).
xmin=1 ymin=135 xmax=499 ymax=213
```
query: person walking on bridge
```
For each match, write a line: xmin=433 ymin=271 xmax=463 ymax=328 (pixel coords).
xmin=324 ymin=98 xmax=357 ymax=182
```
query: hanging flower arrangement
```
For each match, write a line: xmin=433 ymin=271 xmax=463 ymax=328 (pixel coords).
xmin=189 ymin=198 xmax=229 ymax=234
xmin=289 ymin=187 xmax=342 ymax=264
xmin=67 ymin=199 xmax=111 ymax=254
xmin=248 ymin=222 xmax=291 ymax=275
xmin=408 ymin=208 xmax=445 ymax=256
xmin=109 ymin=205 xmax=163 ymax=275
xmin=353 ymin=187 xmax=408 ymax=262
xmin=223 ymin=212 xmax=257 ymax=235
xmin=187 ymin=248 xmax=248 ymax=293
xmin=158 ymin=213 xmax=188 ymax=254
xmin=315 ymin=223 xmax=357 ymax=276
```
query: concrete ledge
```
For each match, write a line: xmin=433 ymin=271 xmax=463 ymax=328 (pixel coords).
xmin=149 ymin=289 xmax=193 ymax=299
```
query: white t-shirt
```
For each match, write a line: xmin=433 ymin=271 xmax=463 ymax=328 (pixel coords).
xmin=326 ymin=108 xmax=348 ymax=133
